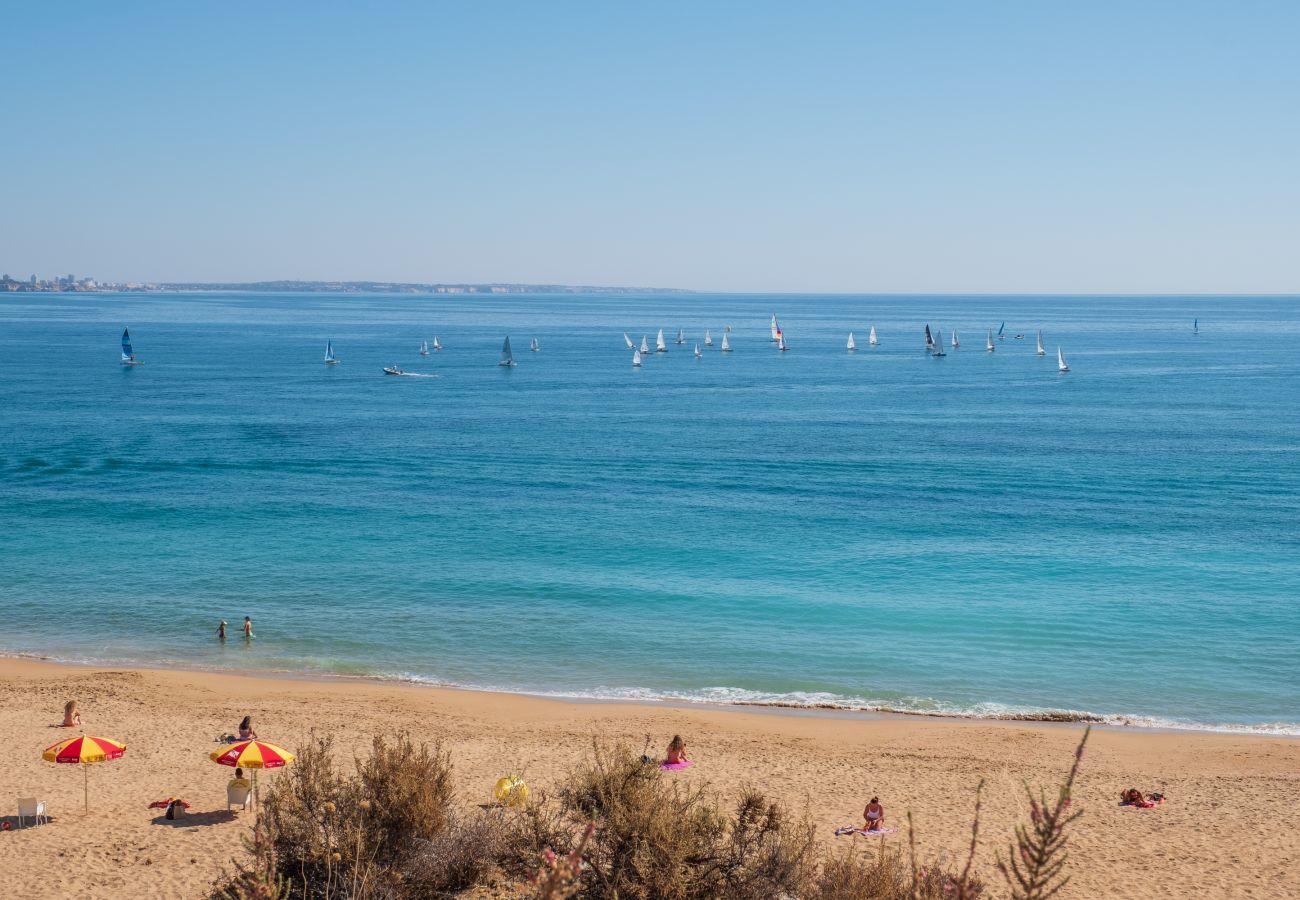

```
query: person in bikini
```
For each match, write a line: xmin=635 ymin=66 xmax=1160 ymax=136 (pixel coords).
xmin=665 ymin=735 xmax=689 ymax=765
xmin=863 ymin=797 xmax=885 ymax=831
xmin=61 ymin=700 xmax=83 ymax=728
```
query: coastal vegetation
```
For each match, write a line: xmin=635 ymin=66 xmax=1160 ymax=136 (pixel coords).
xmin=215 ymin=731 xmax=1089 ymax=899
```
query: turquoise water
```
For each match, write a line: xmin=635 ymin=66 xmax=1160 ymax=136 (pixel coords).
xmin=2 ymin=292 xmax=1298 ymax=734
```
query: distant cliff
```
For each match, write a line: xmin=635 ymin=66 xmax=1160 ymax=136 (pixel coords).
xmin=159 ymin=281 xmax=692 ymax=294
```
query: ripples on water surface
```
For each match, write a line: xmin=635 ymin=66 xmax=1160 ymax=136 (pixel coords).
xmin=1 ymin=292 xmax=1298 ymax=734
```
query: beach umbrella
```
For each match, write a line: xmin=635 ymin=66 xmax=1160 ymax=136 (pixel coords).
xmin=43 ymin=734 xmax=127 ymax=813
xmin=210 ymin=740 xmax=294 ymax=807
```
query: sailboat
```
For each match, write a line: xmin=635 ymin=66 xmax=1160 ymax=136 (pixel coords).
xmin=632 ymin=348 xmax=643 ymax=367
xmin=694 ymin=343 xmax=702 ymax=359
xmin=997 ymin=322 xmax=1006 ymax=341
xmin=530 ymin=337 xmax=540 ymax=352
xmin=1057 ymin=347 xmax=1070 ymax=373
xmin=433 ymin=336 xmax=442 ymax=352
xmin=778 ymin=332 xmax=789 ymax=352
xmin=624 ymin=332 xmax=635 ymax=350
xmin=932 ymin=330 xmax=946 ymax=356
xmin=640 ymin=335 xmax=651 ymax=354
xmin=924 ymin=324 xmax=935 ymax=354
xmin=770 ymin=314 xmax=781 ymax=342
xmin=1036 ymin=330 xmax=1045 ymax=356
xmin=675 ymin=328 xmax=685 ymax=345
xmin=1193 ymin=318 xmax=1199 ymax=335
xmin=847 ymin=332 xmax=856 ymax=352
xmin=721 ymin=332 xmax=732 ymax=352
xmin=324 ymin=340 xmax=338 ymax=365
xmin=951 ymin=330 xmax=959 ymax=348
xmin=725 ymin=324 xmax=733 ymax=333
xmin=868 ymin=325 xmax=878 ymax=346
xmin=419 ymin=340 xmax=430 ymax=356
xmin=120 ymin=329 xmax=141 ymax=366
xmin=499 ymin=336 xmax=517 ymax=367
xmin=704 ymin=329 xmax=713 ymax=346
xmin=656 ymin=329 xmax=667 ymax=353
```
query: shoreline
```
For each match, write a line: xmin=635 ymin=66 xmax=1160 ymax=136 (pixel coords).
xmin=4 ymin=650 xmax=1293 ymax=740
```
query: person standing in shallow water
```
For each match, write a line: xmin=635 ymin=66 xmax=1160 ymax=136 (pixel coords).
xmin=217 ymin=620 xmax=227 ymax=641
xmin=242 ymin=617 xmax=253 ymax=639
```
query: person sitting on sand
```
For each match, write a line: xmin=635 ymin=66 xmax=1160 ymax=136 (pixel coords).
xmin=666 ymin=735 xmax=689 ymax=765
xmin=863 ymin=797 xmax=885 ymax=831
xmin=228 ymin=767 xmax=252 ymax=792
xmin=61 ymin=700 xmax=83 ymax=728
xmin=238 ymin=715 xmax=258 ymax=740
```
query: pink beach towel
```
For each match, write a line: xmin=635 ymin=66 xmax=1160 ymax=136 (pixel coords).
xmin=660 ymin=760 xmax=694 ymax=771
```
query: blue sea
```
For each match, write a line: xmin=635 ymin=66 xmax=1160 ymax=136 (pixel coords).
xmin=2 ymin=291 xmax=1298 ymax=735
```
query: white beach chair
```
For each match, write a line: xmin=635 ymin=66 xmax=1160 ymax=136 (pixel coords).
xmin=17 ymin=797 xmax=48 ymax=827
xmin=227 ymin=783 xmax=252 ymax=811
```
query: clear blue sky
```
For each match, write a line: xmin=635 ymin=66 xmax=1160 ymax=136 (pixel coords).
xmin=3 ymin=2 xmax=1297 ymax=292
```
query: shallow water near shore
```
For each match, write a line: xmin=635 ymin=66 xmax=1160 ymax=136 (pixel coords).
xmin=2 ymin=291 xmax=1298 ymax=734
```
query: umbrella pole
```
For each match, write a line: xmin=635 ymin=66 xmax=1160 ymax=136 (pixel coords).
xmin=83 ymin=763 xmax=89 ymax=815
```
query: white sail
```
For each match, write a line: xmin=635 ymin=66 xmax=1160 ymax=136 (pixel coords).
xmin=847 ymin=332 xmax=856 ymax=351
xmin=499 ymin=336 xmax=516 ymax=367
xmin=324 ymin=340 xmax=336 ymax=364
xmin=770 ymin=314 xmax=780 ymax=341
xmin=932 ymin=330 xmax=946 ymax=356
xmin=721 ymin=332 xmax=731 ymax=352
xmin=656 ymin=329 xmax=667 ymax=352
xmin=640 ymin=336 xmax=650 ymax=354
xmin=986 ymin=329 xmax=995 ymax=352
xmin=624 ymin=332 xmax=635 ymax=350
xmin=1036 ymin=330 xmax=1045 ymax=356
xmin=704 ymin=329 xmax=713 ymax=346
xmin=1058 ymin=346 xmax=1069 ymax=372
xmin=530 ymin=337 xmax=540 ymax=352
xmin=868 ymin=325 xmax=878 ymax=346
xmin=420 ymin=340 xmax=429 ymax=356
xmin=675 ymin=328 xmax=685 ymax=345
xmin=778 ymin=332 xmax=788 ymax=351
xmin=632 ymin=349 xmax=643 ymax=367
xmin=694 ymin=343 xmax=702 ymax=358
xmin=951 ymin=330 xmax=959 ymax=348
xmin=433 ymin=336 xmax=441 ymax=351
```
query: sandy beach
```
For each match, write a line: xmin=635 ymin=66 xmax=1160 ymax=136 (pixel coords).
xmin=0 ymin=657 xmax=1296 ymax=898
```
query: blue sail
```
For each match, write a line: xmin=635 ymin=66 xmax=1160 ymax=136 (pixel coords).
xmin=997 ymin=321 xmax=1006 ymax=337
xmin=121 ymin=328 xmax=133 ymax=359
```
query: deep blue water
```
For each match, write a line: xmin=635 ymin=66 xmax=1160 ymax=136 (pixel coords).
xmin=2 ymin=291 xmax=1297 ymax=733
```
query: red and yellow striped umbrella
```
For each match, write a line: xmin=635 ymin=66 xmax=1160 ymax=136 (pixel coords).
xmin=43 ymin=734 xmax=126 ymax=764
xmin=210 ymin=740 xmax=294 ymax=769
xmin=210 ymin=740 xmax=293 ymax=812
xmin=42 ymin=734 xmax=127 ymax=813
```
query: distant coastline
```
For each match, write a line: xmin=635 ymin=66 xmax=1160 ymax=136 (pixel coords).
xmin=160 ymin=280 xmax=694 ymax=295
xmin=2 ymin=275 xmax=692 ymax=295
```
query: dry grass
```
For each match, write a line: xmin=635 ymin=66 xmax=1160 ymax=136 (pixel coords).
xmin=215 ymin=731 xmax=1088 ymax=899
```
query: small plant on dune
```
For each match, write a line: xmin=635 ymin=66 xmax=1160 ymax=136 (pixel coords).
xmin=534 ymin=821 xmax=595 ymax=899
xmin=997 ymin=728 xmax=1090 ymax=900
xmin=213 ymin=818 xmax=289 ymax=900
